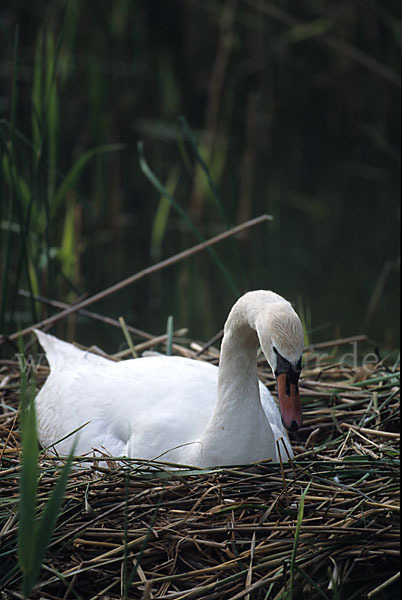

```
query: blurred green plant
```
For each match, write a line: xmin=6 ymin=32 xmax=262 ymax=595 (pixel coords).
xmin=0 ymin=0 xmax=398 ymax=349
xmin=0 ymin=27 xmax=123 ymax=334
xmin=296 ymin=295 xmax=312 ymax=348
xmin=138 ymin=139 xmax=241 ymax=296
xmin=150 ymin=164 xmax=179 ymax=261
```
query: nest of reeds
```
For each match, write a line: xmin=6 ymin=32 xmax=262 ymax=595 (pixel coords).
xmin=0 ymin=333 xmax=400 ymax=600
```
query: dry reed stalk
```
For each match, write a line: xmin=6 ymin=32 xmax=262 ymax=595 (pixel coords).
xmin=0 ymin=334 xmax=399 ymax=599
xmin=1 ymin=214 xmax=272 ymax=346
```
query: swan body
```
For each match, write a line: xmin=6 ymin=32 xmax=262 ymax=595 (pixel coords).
xmin=34 ymin=290 xmax=304 ymax=466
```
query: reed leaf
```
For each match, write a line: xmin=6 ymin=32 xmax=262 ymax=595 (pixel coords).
xmin=280 ymin=18 xmax=333 ymax=45
xmin=179 ymin=116 xmax=247 ymax=287
xmin=150 ymin=164 xmax=180 ymax=260
xmin=31 ymin=452 xmax=74 ymax=591
xmin=119 ymin=316 xmax=137 ymax=358
xmin=179 ymin=116 xmax=228 ymax=225
xmin=1 ymin=153 xmax=31 ymax=210
xmin=31 ymin=31 xmax=43 ymax=160
xmin=288 ymin=482 xmax=311 ymax=598
xmin=138 ymin=140 xmax=239 ymax=295
xmin=58 ymin=197 xmax=76 ymax=281
xmin=10 ymin=28 xmax=19 ymax=148
xmin=18 ymin=377 xmax=38 ymax=592
xmin=53 ymin=144 xmax=124 ymax=212
xmin=17 ymin=363 xmax=75 ymax=597
xmin=45 ymin=31 xmax=59 ymax=201
xmin=166 ymin=315 xmax=173 ymax=356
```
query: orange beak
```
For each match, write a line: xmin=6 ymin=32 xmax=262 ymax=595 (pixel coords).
xmin=277 ymin=373 xmax=302 ymax=432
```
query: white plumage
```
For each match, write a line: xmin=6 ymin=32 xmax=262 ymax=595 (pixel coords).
xmin=34 ymin=290 xmax=304 ymax=466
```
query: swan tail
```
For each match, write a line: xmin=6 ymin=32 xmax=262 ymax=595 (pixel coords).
xmin=34 ymin=328 xmax=83 ymax=370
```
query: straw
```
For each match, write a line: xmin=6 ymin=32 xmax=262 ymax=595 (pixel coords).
xmin=0 ymin=333 xmax=399 ymax=599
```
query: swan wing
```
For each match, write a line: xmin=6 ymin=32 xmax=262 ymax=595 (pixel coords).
xmin=35 ymin=344 xmax=218 ymax=461
xmin=34 ymin=329 xmax=111 ymax=370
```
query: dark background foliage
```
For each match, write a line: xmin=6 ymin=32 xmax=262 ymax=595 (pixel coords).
xmin=0 ymin=0 xmax=400 ymax=351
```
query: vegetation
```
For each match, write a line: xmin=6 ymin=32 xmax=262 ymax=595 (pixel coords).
xmin=18 ymin=372 xmax=74 ymax=598
xmin=0 ymin=0 xmax=400 ymax=347
xmin=0 ymin=337 xmax=400 ymax=598
xmin=0 ymin=1 xmax=399 ymax=598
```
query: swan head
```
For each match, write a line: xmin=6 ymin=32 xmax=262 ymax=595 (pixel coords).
xmin=258 ymin=304 xmax=304 ymax=432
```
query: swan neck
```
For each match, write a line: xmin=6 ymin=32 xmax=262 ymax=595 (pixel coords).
xmin=218 ymin=325 xmax=259 ymax=391
xmin=194 ymin=306 xmax=275 ymax=466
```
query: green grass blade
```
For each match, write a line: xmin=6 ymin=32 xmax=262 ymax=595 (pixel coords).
xmin=30 ymin=451 xmax=75 ymax=591
xmin=17 ymin=335 xmax=75 ymax=597
xmin=18 ymin=376 xmax=38 ymax=597
xmin=288 ymin=482 xmax=311 ymax=598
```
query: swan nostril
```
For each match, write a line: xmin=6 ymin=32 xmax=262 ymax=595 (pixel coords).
xmin=281 ymin=418 xmax=299 ymax=432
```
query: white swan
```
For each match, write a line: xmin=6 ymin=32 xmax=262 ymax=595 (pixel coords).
xmin=34 ymin=290 xmax=304 ymax=467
